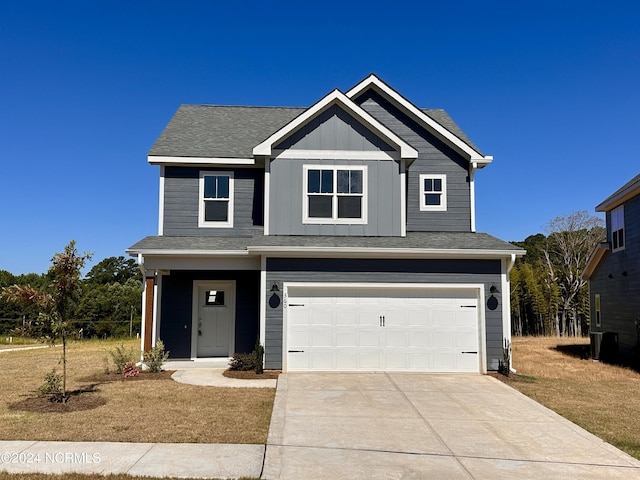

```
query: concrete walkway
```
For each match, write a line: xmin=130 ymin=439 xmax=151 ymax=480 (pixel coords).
xmin=263 ymin=373 xmax=640 ymax=480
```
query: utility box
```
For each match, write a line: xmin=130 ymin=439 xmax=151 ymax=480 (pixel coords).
xmin=600 ymin=332 xmax=619 ymax=362
xmin=590 ymin=332 xmax=603 ymax=360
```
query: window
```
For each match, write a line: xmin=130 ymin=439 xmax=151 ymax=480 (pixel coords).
xmin=205 ymin=290 xmax=225 ymax=306
xmin=303 ymin=166 xmax=367 ymax=223
xmin=419 ymin=174 xmax=447 ymax=211
xmin=611 ymin=206 xmax=624 ymax=251
xmin=199 ymin=171 xmax=234 ymax=227
xmin=594 ymin=294 xmax=601 ymax=327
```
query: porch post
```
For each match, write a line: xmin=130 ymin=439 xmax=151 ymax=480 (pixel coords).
xmin=143 ymin=276 xmax=155 ymax=352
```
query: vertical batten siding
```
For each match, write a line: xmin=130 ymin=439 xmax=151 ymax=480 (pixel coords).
xmin=162 ymin=166 xmax=263 ymax=236
xmin=589 ymin=194 xmax=640 ymax=354
xmin=355 ymin=90 xmax=472 ymax=233
xmin=160 ymin=270 xmax=260 ymax=358
xmin=269 ymin=158 xmax=401 ymax=236
xmin=264 ymin=258 xmax=503 ymax=370
xmin=275 ymin=104 xmax=394 ymax=152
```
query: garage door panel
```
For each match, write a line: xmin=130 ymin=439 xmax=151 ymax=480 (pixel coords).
xmin=286 ymin=287 xmax=480 ymax=373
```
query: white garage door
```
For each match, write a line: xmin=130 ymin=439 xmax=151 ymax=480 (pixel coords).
xmin=286 ymin=286 xmax=480 ymax=373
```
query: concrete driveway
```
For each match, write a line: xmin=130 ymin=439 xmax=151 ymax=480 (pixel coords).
xmin=263 ymin=373 xmax=640 ymax=480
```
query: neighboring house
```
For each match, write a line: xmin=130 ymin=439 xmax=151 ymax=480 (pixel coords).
xmin=583 ymin=174 xmax=640 ymax=360
xmin=127 ymin=74 xmax=524 ymax=373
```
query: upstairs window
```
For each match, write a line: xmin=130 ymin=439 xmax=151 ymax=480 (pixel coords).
xmin=199 ymin=171 xmax=233 ymax=228
xmin=303 ymin=166 xmax=367 ymax=223
xmin=419 ymin=174 xmax=447 ymax=211
xmin=611 ymin=206 xmax=624 ymax=251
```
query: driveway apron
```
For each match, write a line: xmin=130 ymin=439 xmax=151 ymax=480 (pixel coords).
xmin=262 ymin=373 xmax=640 ymax=480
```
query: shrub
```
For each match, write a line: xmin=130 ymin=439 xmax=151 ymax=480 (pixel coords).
xmin=122 ymin=361 xmax=140 ymax=378
xmin=228 ymin=352 xmax=257 ymax=371
xmin=110 ymin=343 xmax=137 ymax=374
xmin=143 ymin=339 xmax=169 ymax=373
xmin=255 ymin=339 xmax=264 ymax=375
xmin=39 ymin=369 xmax=65 ymax=402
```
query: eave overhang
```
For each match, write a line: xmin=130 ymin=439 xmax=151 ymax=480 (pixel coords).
xmin=148 ymin=156 xmax=255 ymax=166
xmin=582 ymin=242 xmax=610 ymax=280
xmin=252 ymin=89 xmax=418 ymax=163
xmin=596 ymin=178 xmax=640 ymax=212
xmin=346 ymin=74 xmax=493 ymax=167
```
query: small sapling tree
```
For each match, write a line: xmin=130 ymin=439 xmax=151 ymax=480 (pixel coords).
xmin=1 ymin=240 xmax=91 ymax=401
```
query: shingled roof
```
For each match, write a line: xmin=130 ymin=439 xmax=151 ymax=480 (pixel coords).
xmin=148 ymin=104 xmax=481 ymax=159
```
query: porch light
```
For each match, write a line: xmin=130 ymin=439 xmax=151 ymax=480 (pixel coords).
xmin=271 ymin=282 xmax=279 ymax=292
xmin=489 ymin=285 xmax=499 ymax=294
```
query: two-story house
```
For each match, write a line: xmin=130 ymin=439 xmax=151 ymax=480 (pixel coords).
xmin=583 ymin=173 xmax=640 ymax=360
xmin=127 ymin=74 xmax=524 ymax=373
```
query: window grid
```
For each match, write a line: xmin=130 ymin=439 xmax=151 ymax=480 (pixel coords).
xmin=304 ymin=166 xmax=366 ymax=223
xmin=419 ymin=174 xmax=447 ymax=211
xmin=611 ymin=206 xmax=624 ymax=251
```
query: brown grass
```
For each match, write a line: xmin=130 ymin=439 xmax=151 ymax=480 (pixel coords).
xmin=500 ymin=336 xmax=640 ymax=459
xmin=0 ymin=339 xmax=274 ymax=444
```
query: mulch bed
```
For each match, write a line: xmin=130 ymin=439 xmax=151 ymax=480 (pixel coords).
xmin=9 ymin=393 xmax=107 ymax=413
xmin=223 ymin=369 xmax=280 ymax=380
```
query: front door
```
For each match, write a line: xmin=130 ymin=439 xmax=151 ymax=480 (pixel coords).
xmin=194 ymin=282 xmax=235 ymax=357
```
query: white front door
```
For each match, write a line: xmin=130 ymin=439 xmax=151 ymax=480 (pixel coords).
xmin=194 ymin=282 xmax=235 ymax=358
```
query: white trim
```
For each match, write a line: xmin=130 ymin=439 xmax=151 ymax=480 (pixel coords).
xmin=500 ymin=258 xmax=511 ymax=368
xmin=140 ymin=276 xmax=147 ymax=355
xmin=198 ymin=171 xmax=234 ymax=228
xmin=259 ymin=256 xmax=267 ymax=348
xmin=400 ymin=160 xmax=406 ymax=237
xmin=249 ymin=246 xmax=524 ymax=258
xmin=264 ymin=162 xmax=271 ymax=236
xmin=152 ymin=274 xmax=160 ymax=348
xmin=282 ymin=281 xmax=486 ymax=374
xmin=158 ymin=166 xmax=165 ymax=236
xmin=346 ymin=74 xmax=492 ymax=166
xmin=191 ymin=281 xmax=236 ymax=360
xmin=253 ymin=89 xmax=418 ymax=160
xmin=419 ymin=174 xmax=447 ymax=212
xmin=596 ymin=178 xmax=640 ymax=212
xmin=148 ymin=156 xmax=255 ymax=166
xmin=469 ymin=162 xmax=477 ymax=232
xmin=595 ymin=293 xmax=602 ymax=327
xmin=302 ymin=165 xmax=368 ymax=225
xmin=273 ymin=149 xmax=399 ymax=161
xmin=127 ymin=249 xmax=250 ymax=257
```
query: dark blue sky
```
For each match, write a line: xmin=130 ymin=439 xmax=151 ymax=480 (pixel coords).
xmin=1 ymin=1 xmax=638 ymax=274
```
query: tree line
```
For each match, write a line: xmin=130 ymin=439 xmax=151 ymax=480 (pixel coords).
xmin=0 ymin=255 xmax=142 ymax=339
xmin=510 ymin=211 xmax=605 ymax=337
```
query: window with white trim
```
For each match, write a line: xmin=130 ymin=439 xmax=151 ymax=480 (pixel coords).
xmin=611 ymin=206 xmax=624 ymax=251
xmin=303 ymin=165 xmax=367 ymax=223
xmin=419 ymin=174 xmax=447 ymax=211
xmin=199 ymin=171 xmax=234 ymax=228
xmin=594 ymin=294 xmax=601 ymax=327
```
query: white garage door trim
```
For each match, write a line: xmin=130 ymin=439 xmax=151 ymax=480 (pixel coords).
xmin=282 ymin=282 xmax=487 ymax=373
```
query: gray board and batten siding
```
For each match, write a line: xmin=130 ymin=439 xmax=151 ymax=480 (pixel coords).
xmin=269 ymin=104 xmax=402 ymax=236
xmin=274 ymin=104 xmax=395 ymax=152
xmin=162 ymin=166 xmax=264 ymax=236
xmin=159 ymin=270 xmax=260 ymax=358
xmin=269 ymin=158 xmax=402 ymax=236
xmin=354 ymin=89 xmax=472 ymax=233
xmin=264 ymin=258 xmax=504 ymax=371
xmin=589 ymin=194 xmax=640 ymax=355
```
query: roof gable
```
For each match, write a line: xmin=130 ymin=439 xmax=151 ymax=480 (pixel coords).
xmin=253 ymin=89 xmax=418 ymax=161
xmin=347 ymin=74 xmax=492 ymax=167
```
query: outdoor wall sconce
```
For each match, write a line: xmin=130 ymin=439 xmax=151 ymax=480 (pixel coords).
xmin=487 ymin=285 xmax=499 ymax=311
xmin=608 ymin=273 xmax=613 ymax=279
xmin=269 ymin=282 xmax=281 ymax=308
